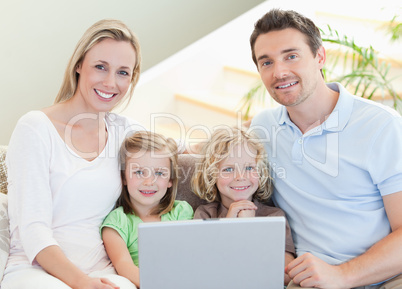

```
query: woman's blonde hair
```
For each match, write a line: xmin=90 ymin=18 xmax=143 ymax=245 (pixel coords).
xmin=191 ymin=127 xmax=272 ymax=203
xmin=55 ymin=19 xmax=141 ymax=107
xmin=117 ymin=131 xmax=178 ymax=216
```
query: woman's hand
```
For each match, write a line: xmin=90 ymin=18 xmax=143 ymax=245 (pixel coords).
xmin=74 ymin=276 xmax=119 ymax=289
xmin=226 ymin=200 xmax=257 ymax=218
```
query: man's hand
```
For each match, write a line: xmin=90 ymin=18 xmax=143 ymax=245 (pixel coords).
xmin=286 ymin=253 xmax=348 ymax=289
xmin=226 ymin=200 xmax=257 ymax=218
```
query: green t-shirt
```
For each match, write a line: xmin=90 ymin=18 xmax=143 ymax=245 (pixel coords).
xmin=101 ymin=200 xmax=194 ymax=266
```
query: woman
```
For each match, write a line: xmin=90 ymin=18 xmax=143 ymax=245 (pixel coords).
xmin=2 ymin=19 xmax=143 ymax=289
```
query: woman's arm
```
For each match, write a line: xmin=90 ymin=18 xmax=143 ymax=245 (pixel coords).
xmin=8 ymin=114 xmax=118 ymax=289
xmin=7 ymin=114 xmax=57 ymax=262
xmin=102 ymin=227 xmax=140 ymax=288
xmin=36 ymin=245 xmax=118 ymax=289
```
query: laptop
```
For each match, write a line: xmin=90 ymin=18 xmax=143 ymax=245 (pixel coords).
xmin=138 ymin=217 xmax=286 ymax=289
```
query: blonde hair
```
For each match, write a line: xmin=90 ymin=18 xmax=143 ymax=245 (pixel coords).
xmin=191 ymin=127 xmax=272 ymax=203
xmin=117 ymin=131 xmax=178 ymax=217
xmin=55 ymin=19 xmax=141 ymax=107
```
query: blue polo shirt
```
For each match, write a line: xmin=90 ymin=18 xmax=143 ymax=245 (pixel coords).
xmin=250 ymin=82 xmax=402 ymax=265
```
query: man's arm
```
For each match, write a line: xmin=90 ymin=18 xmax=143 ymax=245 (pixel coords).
xmin=342 ymin=191 xmax=402 ymax=285
xmin=286 ymin=191 xmax=402 ymax=288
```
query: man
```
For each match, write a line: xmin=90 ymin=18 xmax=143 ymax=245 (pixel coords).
xmin=249 ymin=9 xmax=402 ymax=288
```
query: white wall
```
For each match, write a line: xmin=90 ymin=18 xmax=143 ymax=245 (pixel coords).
xmin=0 ymin=0 xmax=264 ymax=145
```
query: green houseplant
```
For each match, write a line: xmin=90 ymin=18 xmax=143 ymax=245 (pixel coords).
xmin=240 ymin=24 xmax=402 ymax=118
xmin=386 ymin=15 xmax=402 ymax=42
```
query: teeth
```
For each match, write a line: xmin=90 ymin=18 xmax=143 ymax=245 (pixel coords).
xmin=96 ymin=89 xmax=114 ymax=99
xmin=277 ymin=81 xmax=297 ymax=89
xmin=232 ymin=186 xmax=249 ymax=190
xmin=140 ymin=190 xmax=156 ymax=194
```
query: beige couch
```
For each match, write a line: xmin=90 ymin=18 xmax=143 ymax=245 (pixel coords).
xmin=0 ymin=146 xmax=206 ymax=282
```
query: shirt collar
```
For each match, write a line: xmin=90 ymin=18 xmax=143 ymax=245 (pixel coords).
xmin=323 ymin=82 xmax=354 ymax=133
xmin=278 ymin=105 xmax=290 ymax=126
xmin=277 ymin=82 xmax=354 ymax=134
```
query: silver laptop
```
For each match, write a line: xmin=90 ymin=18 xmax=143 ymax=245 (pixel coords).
xmin=138 ymin=217 xmax=286 ymax=289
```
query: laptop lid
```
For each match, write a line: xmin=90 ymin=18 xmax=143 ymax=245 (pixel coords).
xmin=138 ymin=217 xmax=285 ymax=289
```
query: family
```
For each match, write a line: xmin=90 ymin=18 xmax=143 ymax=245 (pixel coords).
xmin=2 ymin=8 xmax=402 ymax=289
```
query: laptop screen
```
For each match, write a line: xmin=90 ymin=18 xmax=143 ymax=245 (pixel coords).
xmin=138 ymin=217 xmax=285 ymax=289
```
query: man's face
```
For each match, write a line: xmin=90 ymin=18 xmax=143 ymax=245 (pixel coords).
xmin=254 ymin=28 xmax=325 ymax=108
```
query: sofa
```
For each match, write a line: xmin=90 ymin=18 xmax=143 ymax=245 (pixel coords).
xmin=0 ymin=145 xmax=207 ymax=282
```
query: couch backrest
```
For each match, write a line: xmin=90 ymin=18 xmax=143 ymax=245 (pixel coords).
xmin=175 ymin=154 xmax=207 ymax=210
xmin=0 ymin=147 xmax=206 ymax=210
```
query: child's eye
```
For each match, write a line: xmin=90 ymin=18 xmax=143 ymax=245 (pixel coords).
xmin=245 ymin=166 xmax=255 ymax=171
xmin=155 ymin=171 xmax=163 ymax=176
xmin=223 ymin=167 xmax=234 ymax=172
xmin=134 ymin=170 xmax=143 ymax=175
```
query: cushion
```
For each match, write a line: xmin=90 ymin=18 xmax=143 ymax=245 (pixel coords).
xmin=0 ymin=146 xmax=7 ymax=195
xmin=176 ymin=154 xmax=207 ymax=211
xmin=0 ymin=193 xmax=10 ymax=282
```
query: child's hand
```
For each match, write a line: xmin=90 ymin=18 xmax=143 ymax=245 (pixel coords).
xmin=238 ymin=209 xmax=256 ymax=218
xmin=226 ymin=200 xmax=257 ymax=218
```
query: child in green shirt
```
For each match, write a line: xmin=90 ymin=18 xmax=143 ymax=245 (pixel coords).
xmin=101 ymin=131 xmax=193 ymax=288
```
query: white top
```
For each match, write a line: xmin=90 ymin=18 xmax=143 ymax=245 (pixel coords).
xmin=6 ymin=111 xmax=144 ymax=273
xmin=251 ymin=83 xmax=402 ymax=265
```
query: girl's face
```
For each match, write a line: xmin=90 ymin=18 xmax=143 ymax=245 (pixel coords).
xmin=75 ymin=38 xmax=136 ymax=113
xmin=216 ymin=143 xmax=260 ymax=208
xmin=124 ymin=150 xmax=172 ymax=214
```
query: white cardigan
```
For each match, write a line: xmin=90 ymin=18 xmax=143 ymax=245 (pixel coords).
xmin=6 ymin=111 xmax=143 ymax=274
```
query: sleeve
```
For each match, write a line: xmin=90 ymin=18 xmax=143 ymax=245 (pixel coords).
xmin=367 ymin=116 xmax=402 ymax=196
xmin=193 ymin=204 xmax=214 ymax=219
xmin=171 ymin=201 xmax=194 ymax=220
xmin=101 ymin=208 xmax=130 ymax=244
xmin=6 ymin=112 xmax=58 ymax=264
